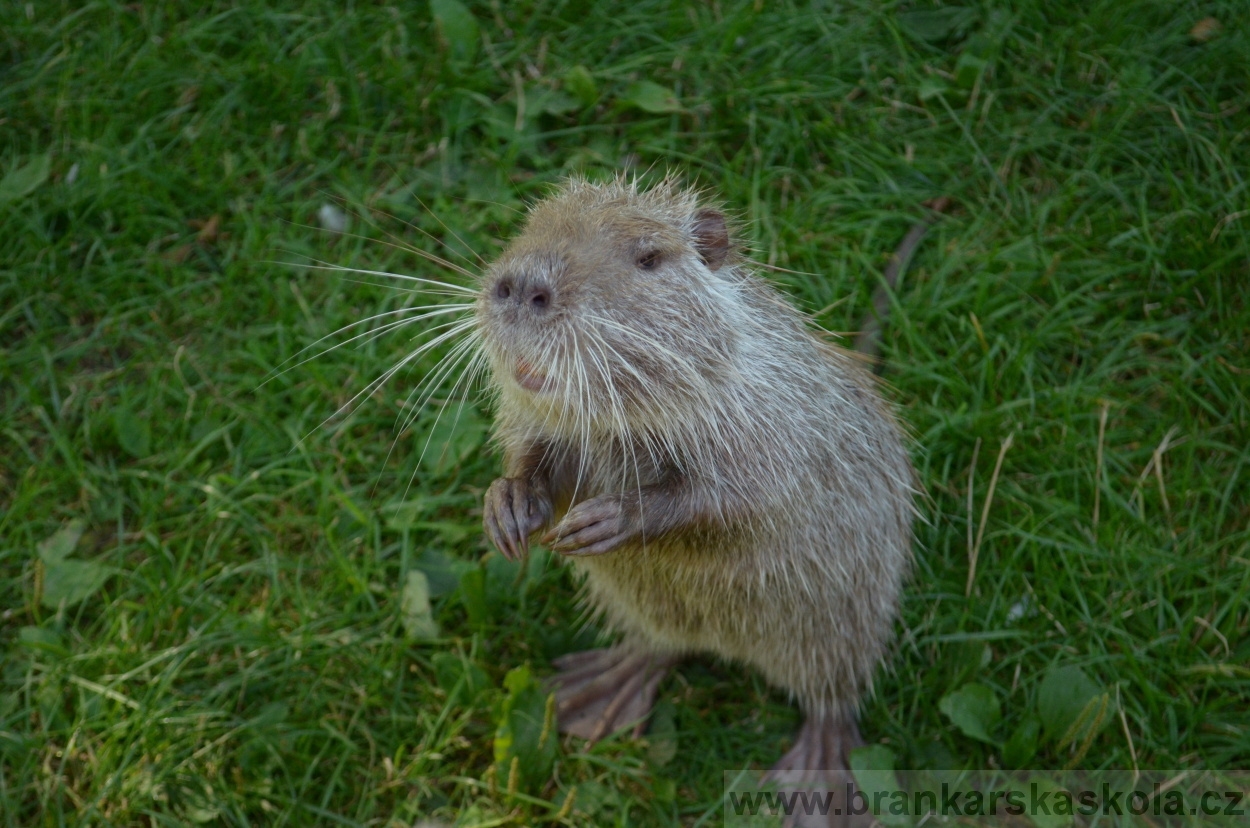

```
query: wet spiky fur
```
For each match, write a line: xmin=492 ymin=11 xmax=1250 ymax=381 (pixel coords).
xmin=474 ymin=176 xmax=915 ymax=719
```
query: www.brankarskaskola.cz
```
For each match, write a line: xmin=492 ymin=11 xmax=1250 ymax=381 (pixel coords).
xmin=728 ymin=782 xmax=1248 ymax=819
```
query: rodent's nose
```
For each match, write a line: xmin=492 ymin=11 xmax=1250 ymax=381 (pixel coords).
xmin=492 ymin=274 xmax=553 ymax=316
xmin=522 ymin=284 xmax=551 ymax=310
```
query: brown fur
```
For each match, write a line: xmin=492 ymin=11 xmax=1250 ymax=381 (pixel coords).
xmin=476 ymin=176 xmax=915 ymax=722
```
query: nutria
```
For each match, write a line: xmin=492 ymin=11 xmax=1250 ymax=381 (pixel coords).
xmin=472 ymin=176 xmax=918 ymax=818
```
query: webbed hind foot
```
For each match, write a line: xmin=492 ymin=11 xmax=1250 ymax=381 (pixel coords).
xmin=763 ymin=712 xmax=876 ymax=828
xmin=547 ymin=647 xmax=679 ymax=743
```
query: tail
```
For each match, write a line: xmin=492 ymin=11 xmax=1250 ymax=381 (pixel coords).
xmin=854 ymin=196 xmax=952 ymax=365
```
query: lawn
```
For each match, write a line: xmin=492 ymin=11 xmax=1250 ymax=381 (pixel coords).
xmin=1 ymin=1 xmax=1247 ymax=825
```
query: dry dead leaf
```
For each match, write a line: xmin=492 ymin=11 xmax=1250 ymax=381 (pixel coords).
xmin=325 ymin=79 xmax=342 ymax=120
xmin=1190 ymin=18 xmax=1221 ymax=43
xmin=195 ymin=214 xmax=221 ymax=244
xmin=163 ymin=243 xmax=194 ymax=264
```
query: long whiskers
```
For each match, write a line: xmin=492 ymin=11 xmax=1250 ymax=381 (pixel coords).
xmin=308 ymin=315 xmax=478 ymax=442
xmin=263 ymin=303 xmax=473 ymax=387
xmin=582 ymin=332 xmax=649 ymax=547
xmin=408 ymin=192 xmax=490 ymax=269
xmin=416 ymin=345 xmax=489 ymax=477
xmin=334 ymin=276 xmax=473 ymax=300
xmin=399 ymin=329 xmax=483 ymax=437
xmin=272 ymin=198 xmax=492 ymax=497
xmin=296 ymin=261 xmax=478 ymax=291
xmin=349 ymin=197 xmax=486 ymax=270
xmin=399 ymin=332 xmax=486 ymax=496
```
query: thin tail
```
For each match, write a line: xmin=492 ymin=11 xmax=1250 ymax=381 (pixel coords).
xmin=855 ymin=196 xmax=952 ymax=364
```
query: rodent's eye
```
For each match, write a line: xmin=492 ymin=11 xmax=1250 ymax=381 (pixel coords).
xmin=636 ymin=251 xmax=660 ymax=269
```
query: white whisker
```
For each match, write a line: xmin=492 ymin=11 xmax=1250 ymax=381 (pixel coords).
xmin=349 ymin=202 xmax=482 ymax=271
xmin=335 ymin=276 xmax=475 ymax=299
xmin=399 ymin=330 xmax=482 ymax=434
xmin=295 ymin=262 xmax=477 ymax=293
xmin=409 ymin=192 xmax=488 ymax=268
xmin=264 ymin=306 xmax=434 ymax=385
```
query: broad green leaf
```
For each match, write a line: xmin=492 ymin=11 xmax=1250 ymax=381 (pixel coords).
xmin=502 ymin=663 xmax=533 ymax=697
xmin=430 ymin=0 xmax=478 ymax=63
xmin=1003 ymin=716 xmax=1041 ymax=768
xmin=382 ymin=498 xmax=432 ymax=530
xmin=37 ymin=520 xmax=85 ymax=564
xmin=36 ymin=520 xmax=116 ymax=609
xmin=415 ymin=547 xmax=474 ymax=597
xmin=185 ymin=805 xmax=220 ymax=824
xmin=573 ymin=781 xmax=618 ymax=817
xmin=955 ymin=32 xmax=998 ymax=89
xmin=918 ymin=78 xmax=948 ymax=101
xmin=249 ymin=701 xmax=289 ymax=727
xmin=414 ymin=520 xmax=475 ymax=544
xmin=1025 ymin=775 xmax=1073 ymax=828
xmin=947 ymin=640 xmax=991 ymax=688
xmin=897 ymin=7 xmax=977 ymax=42
xmin=534 ymin=88 xmax=578 ymax=116
xmin=955 ymin=51 xmax=989 ymax=89
xmin=849 ymin=744 xmax=910 ymax=827
xmin=939 ymin=682 xmax=1001 ymax=744
xmin=0 ymin=153 xmax=51 ymax=203
xmin=493 ymin=665 xmax=556 ymax=793
xmin=432 ymin=652 xmax=489 ymax=703
xmin=0 ymin=731 xmax=27 ymax=761
xmin=113 ymin=407 xmax=152 ymax=458
xmin=646 ymin=700 xmax=678 ymax=767
xmin=17 ymin=627 xmax=67 ymax=656
xmin=621 ymin=80 xmax=682 ymax=114
xmin=459 ymin=567 xmax=488 ymax=628
xmin=485 ymin=547 xmax=522 ymax=604
xmin=1037 ymin=666 xmax=1110 ymax=743
xmin=564 ymin=65 xmax=598 ymax=107
xmin=400 ymin=570 xmax=439 ymax=639
xmin=41 ymin=558 xmax=117 ymax=609
xmin=418 ymin=405 xmax=485 ymax=475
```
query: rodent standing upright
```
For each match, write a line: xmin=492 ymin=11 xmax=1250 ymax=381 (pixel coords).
xmin=477 ymin=176 xmax=915 ymax=803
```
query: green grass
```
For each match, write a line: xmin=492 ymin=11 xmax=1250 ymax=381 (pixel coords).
xmin=2 ymin=0 xmax=1248 ymax=825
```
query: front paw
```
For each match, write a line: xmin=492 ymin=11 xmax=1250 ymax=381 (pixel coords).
xmin=483 ymin=477 xmax=552 ymax=561
xmin=542 ymin=495 xmax=636 ymax=556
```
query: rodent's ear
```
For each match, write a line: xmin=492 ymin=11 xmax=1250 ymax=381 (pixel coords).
xmin=692 ymin=209 xmax=730 ymax=271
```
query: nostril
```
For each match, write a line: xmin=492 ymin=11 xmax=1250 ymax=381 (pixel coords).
xmin=494 ymin=273 xmax=552 ymax=313
xmin=528 ymin=287 xmax=551 ymax=309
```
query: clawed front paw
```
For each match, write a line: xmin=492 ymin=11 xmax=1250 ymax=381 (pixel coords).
xmin=483 ymin=477 xmax=552 ymax=561
xmin=542 ymin=495 xmax=636 ymax=556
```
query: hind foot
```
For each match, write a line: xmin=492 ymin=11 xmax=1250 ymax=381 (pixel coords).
xmin=763 ymin=712 xmax=875 ymax=828
xmin=547 ymin=647 xmax=678 ymax=743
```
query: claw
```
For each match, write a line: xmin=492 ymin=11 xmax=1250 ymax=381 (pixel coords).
xmin=485 ymin=513 xmax=512 ymax=561
xmin=542 ymin=495 xmax=631 ymax=554
xmin=549 ymin=531 xmax=627 ymax=556
xmin=484 ymin=477 xmax=552 ymax=560
xmin=510 ymin=492 xmax=532 ymax=557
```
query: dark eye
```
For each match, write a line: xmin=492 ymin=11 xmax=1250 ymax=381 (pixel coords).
xmin=636 ymin=251 xmax=660 ymax=269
